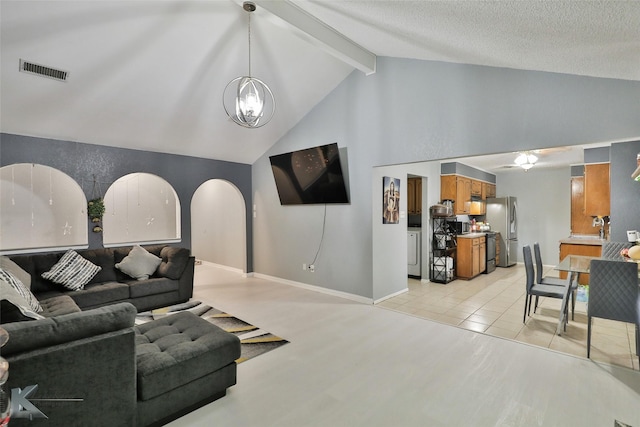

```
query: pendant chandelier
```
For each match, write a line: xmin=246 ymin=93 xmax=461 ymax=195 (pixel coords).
xmin=223 ymin=1 xmax=275 ymax=129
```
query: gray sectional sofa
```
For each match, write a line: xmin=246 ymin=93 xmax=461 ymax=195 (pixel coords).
xmin=3 ymin=244 xmax=195 ymax=321
xmin=1 ymin=245 xmax=241 ymax=426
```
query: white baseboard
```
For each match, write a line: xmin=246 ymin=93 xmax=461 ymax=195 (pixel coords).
xmin=197 ymin=260 xmax=246 ymax=275
xmin=252 ymin=273 xmax=373 ymax=305
xmin=373 ymin=288 xmax=408 ymax=305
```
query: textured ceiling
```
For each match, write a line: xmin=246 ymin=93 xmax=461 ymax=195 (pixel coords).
xmin=1 ymin=1 xmax=639 ymax=165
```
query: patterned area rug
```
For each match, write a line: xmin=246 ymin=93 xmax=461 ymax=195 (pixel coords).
xmin=136 ymin=300 xmax=288 ymax=364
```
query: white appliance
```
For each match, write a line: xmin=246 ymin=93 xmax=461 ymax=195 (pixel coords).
xmin=486 ymin=196 xmax=518 ymax=267
xmin=408 ymin=230 xmax=421 ymax=276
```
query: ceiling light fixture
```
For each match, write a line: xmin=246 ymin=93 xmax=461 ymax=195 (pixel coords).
xmin=223 ymin=1 xmax=275 ymax=129
xmin=514 ymin=152 xmax=538 ymax=171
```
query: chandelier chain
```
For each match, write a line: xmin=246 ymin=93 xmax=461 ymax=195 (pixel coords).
xmin=247 ymin=12 xmax=252 ymax=77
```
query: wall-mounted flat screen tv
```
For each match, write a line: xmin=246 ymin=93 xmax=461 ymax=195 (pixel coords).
xmin=269 ymin=143 xmax=350 ymax=205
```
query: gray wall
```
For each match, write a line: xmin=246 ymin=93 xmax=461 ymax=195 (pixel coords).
xmin=253 ymin=57 xmax=640 ymax=300
xmin=495 ymin=167 xmax=571 ymax=265
xmin=610 ymin=140 xmax=640 ymax=241
xmin=0 ymin=133 xmax=254 ymax=270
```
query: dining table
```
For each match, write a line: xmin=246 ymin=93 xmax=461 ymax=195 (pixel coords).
xmin=554 ymin=254 xmax=640 ymax=335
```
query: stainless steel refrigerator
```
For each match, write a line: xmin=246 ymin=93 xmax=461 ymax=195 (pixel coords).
xmin=486 ymin=196 xmax=518 ymax=267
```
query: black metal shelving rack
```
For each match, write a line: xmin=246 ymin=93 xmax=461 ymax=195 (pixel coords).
xmin=431 ymin=215 xmax=457 ymax=283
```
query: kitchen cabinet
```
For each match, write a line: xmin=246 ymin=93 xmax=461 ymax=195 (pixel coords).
xmin=470 ymin=200 xmax=485 ymax=215
xmin=407 ymin=177 xmax=422 ymax=214
xmin=440 ymin=175 xmax=471 ymax=214
xmin=584 ymin=163 xmax=610 ymax=216
xmin=571 ymin=177 xmax=599 ymax=235
xmin=457 ymin=235 xmax=486 ymax=279
xmin=441 ymin=175 xmax=495 ymax=215
xmin=483 ymin=183 xmax=496 ymax=199
xmin=471 ymin=180 xmax=482 ymax=197
xmin=495 ymin=233 xmax=501 ymax=266
xmin=558 ymin=242 xmax=602 ymax=285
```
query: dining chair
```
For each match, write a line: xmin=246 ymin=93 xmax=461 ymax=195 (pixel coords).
xmin=523 ymin=245 xmax=569 ymax=326
xmin=601 ymin=241 xmax=633 ymax=260
xmin=533 ymin=242 xmax=576 ymax=319
xmin=587 ymin=258 xmax=640 ymax=366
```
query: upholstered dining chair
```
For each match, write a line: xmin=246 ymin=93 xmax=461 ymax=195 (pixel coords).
xmin=523 ymin=245 xmax=569 ymax=326
xmin=587 ymin=258 xmax=640 ymax=366
xmin=534 ymin=242 xmax=576 ymax=319
xmin=601 ymin=241 xmax=634 ymax=260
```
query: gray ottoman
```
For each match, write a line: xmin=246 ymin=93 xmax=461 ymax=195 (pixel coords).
xmin=134 ymin=311 xmax=241 ymax=427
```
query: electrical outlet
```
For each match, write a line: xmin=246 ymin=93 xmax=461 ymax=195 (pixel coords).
xmin=302 ymin=263 xmax=307 ymax=271
xmin=309 ymin=264 xmax=315 ymax=272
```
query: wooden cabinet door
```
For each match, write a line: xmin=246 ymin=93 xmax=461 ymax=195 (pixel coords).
xmin=407 ymin=179 xmax=416 ymax=214
xmin=471 ymin=180 xmax=482 ymax=196
xmin=456 ymin=177 xmax=471 ymax=214
xmin=472 ymin=241 xmax=480 ymax=276
xmin=570 ymin=177 xmax=596 ymax=235
xmin=479 ymin=240 xmax=486 ymax=274
xmin=558 ymin=243 xmax=602 ymax=285
xmin=456 ymin=238 xmax=472 ymax=278
xmin=440 ymin=175 xmax=457 ymax=203
xmin=487 ymin=184 xmax=496 ymax=198
xmin=584 ymin=163 xmax=610 ymax=216
xmin=414 ymin=178 xmax=422 ymax=214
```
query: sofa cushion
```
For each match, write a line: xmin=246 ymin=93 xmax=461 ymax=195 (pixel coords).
xmin=134 ymin=312 xmax=241 ymax=401
xmin=68 ymin=281 xmax=130 ymax=309
xmin=77 ymin=248 xmax=118 ymax=284
xmin=157 ymin=247 xmax=190 ymax=280
xmin=116 ymin=245 xmax=162 ymax=280
xmin=42 ymin=250 xmax=102 ymax=291
xmin=129 ymin=277 xmax=179 ymax=298
xmin=0 ymin=286 xmax=44 ymax=323
xmin=10 ymin=252 xmax=62 ymax=293
xmin=39 ymin=295 xmax=82 ymax=317
xmin=0 ymin=267 xmax=43 ymax=315
xmin=0 ymin=256 xmax=32 ymax=289
xmin=2 ymin=302 xmax=137 ymax=357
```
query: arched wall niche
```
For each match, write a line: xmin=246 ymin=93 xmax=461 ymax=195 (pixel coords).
xmin=0 ymin=163 xmax=88 ymax=254
xmin=103 ymin=172 xmax=181 ymax=247
xmin=191 ymin=179 xmax=246 ymax=272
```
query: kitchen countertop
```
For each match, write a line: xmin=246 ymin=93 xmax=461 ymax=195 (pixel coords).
xmin=457 ymin=232 xmax=487 ymax=239
xmin=559 ymin=235 xmax=606 ymax=246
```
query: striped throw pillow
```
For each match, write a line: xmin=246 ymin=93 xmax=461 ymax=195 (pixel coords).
xmin=42 ymin=250 xmax=102 ymax=291
xmin=0 ymin=267 xmax=43 ymax=313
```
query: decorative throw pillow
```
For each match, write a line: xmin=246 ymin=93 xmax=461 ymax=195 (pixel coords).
xmin=41 ymin=250 xmax=102 ymax=291
xmin=115 ymin=245 xmax=162 ymax=280
xmin=0 ymin=267 xmax=43 ymax=318
xmin=0 ymin=256 xmax=31 ymax=290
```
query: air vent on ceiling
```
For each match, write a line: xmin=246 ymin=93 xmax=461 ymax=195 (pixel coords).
xmin=19 ymin=59 xmax=69 ymax=82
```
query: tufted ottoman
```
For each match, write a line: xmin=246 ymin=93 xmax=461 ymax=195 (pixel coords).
xmin=134 ymin=311 xmax=241 ymax=426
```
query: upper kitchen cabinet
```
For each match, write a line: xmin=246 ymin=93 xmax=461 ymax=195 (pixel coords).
xmin=440 ymin=162 xmax=497 ymax=215
xmin=441 ymin=175 xmax=471 ymax=214
xmin=407 ymin=177 xmax=422 ymax=214
xmin=584 ymin=163 xmax=610 ymax=216
xmin=482 ymin=182 xmax=496 ymax=200
xmin=471 ymin=180 xmax=482 ymax=197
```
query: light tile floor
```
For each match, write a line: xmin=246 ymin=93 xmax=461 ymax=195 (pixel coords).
xmin=377 ymin=264 xmax=639 ymax=370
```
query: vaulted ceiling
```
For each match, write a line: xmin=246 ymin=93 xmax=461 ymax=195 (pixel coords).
xmin=2 ymin=1 xmax=639 ymax=165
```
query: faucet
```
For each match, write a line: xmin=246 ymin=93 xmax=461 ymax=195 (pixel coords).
xmin=592 ymin=216 xmax=606 ymax=239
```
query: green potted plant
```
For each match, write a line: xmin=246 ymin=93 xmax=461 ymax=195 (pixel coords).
xmin=88 ymin=197 xmax=105 ymax=227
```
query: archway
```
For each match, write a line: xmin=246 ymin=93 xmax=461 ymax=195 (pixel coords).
xmin=103 ymin=173 xmax=181 ymax=246
xmin=191 ymin=179 xmax=246 ymax=272
xmin=0 ymin=163 xmax=88 ymax=253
